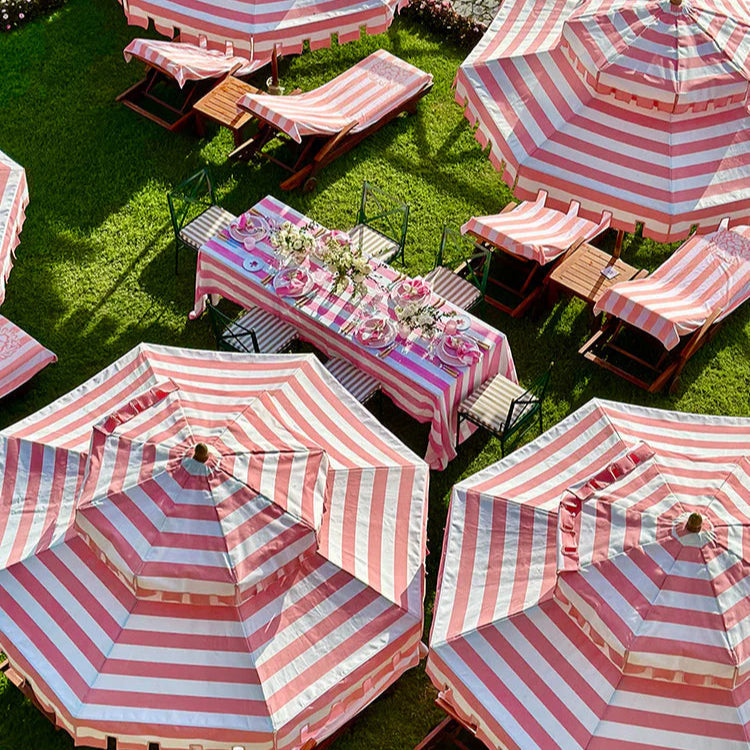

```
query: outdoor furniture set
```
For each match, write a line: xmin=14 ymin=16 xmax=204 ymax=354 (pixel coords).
xmin=4 ymin=0 xmax=750 ymax=747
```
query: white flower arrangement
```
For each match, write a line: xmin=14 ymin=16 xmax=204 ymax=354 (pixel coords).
xmin=269 ymin=221 xmax=317 ymax=264
xmin=394 ymin=300 xmax=443 ymax=338
xmin=317 ymin=230 xmax=372 ymax=298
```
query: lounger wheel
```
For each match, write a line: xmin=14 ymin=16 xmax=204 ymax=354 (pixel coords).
xmin=302 ymin=177 xmax=318 ymax=193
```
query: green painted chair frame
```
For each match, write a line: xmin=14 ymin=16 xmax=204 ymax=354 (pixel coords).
xmin=355 ymin=181 xmax=410 ymax=265
xmin=435 ymin=226 xmax=492 ymax=314
xmin=207 ymin=301 xmax=260 ymax=354
xmin=167 ymin=167 xmax=218 ymax=274
xmin=458 ymin=362 xmax=553 ymax=457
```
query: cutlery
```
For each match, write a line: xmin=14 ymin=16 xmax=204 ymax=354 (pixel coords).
xmin=439 ymin=363 xmax=461 ymax=377
xmin=378 ymin=341 xmax=399 ymax=358
xmin=261 ymin=273 xmax=274 ymax=286
xmin=295 ymin=291 xmax=316 ymax=308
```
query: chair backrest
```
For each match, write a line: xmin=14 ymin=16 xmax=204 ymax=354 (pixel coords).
xmin=356 ymin=181 xmax=409 ymax=251
xmin=437 ymin=226 xmax=492 ymax=294
xmin=167 ymin=168 xmax=217 ymax=238
xmin=504 ymin=362 xmax=553 ymax=438
xmin=206 ymin=302 xmax=259 ymax=353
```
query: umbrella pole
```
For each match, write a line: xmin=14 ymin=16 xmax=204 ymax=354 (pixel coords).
xmin=613 ymin=229 xmax=624 ymax=258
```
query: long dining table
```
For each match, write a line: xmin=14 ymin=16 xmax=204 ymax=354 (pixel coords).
xmin=191 ymin=195 xmax=517 ymax=470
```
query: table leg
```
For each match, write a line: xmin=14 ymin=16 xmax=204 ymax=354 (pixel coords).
xmin=195 ymin=113 xmax=206 ymax=138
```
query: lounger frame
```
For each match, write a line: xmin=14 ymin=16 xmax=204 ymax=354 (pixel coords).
xmin=229 ymin=82 xmax=433 ymax=191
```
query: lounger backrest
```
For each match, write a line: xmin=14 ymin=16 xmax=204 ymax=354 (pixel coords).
xmin=238 ymin=50 xmax=433 ymax=143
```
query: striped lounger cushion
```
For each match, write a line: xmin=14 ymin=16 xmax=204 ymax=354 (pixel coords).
xmin=594 ymin=225 xmax=750 ymax=350
xmin=462 ymin=191 xmax=610 ymax=266
xmin=179 ymin=205 xmax=236 ymax=250
xmin=424 ymin=266 xmax=481 ymax=310
xmin=348 ymin=224 xmax=400 ymax=263
xmin=237 ymin=49 xmax=433 ymax=143
xmin=0 ymin=316 xmax=56 ymax=399
xmin=123 ymin=38 xmax=261 ymax=88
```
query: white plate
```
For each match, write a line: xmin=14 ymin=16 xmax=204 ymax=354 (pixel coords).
xmin=390 ymin=279 xmax=431 ymax=308
xmin=437 ymin=335 xmax=479 ymax=367
xmin=273 ymin=267 xmax=315 ymax=298
xmin=354 ymin=317 xmax=397 ymax=349
xmin=229 ymin=214 xmax=269 ymax=243
xmin=442 ymin=313 xmax=471 ymax=332
xmin=243 ymin=257 xmax=264 ymax=272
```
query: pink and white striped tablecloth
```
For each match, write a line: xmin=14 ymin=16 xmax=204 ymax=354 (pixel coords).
xmin=594 ymin=225 xmax=750 ymax=350
xmin=192 ymin=196 xmax=517 ymax=470
xmin=0 ymin=316 xmax=56 ymax=399
xmin=123 ymin=38 xmax=262 ymax=88
xmin=462 ymin=190 xmax=612 ymax=265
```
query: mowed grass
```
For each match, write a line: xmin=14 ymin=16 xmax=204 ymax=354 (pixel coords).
xmin=1 ymin=1 xmax=750 ymax=748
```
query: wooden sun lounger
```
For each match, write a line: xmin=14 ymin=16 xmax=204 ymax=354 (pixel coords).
xmin=463 ymin=195 xmax=615 ymax=317
xmin=228 ymin=50 xmax=433 ymax=192
xmin=117 ymin=38 xmax=249 ymax=132
xmin=413 ymin=695 xmax=485 ymax=750
xmin=579 ymin=303 xmax=723 ymax=394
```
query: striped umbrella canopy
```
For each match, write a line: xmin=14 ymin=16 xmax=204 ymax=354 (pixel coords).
xmin=427 ymin=398 xmax=750 ymax=750
xmin=0 ymin=344 xmax=428 ymax=750
xmin=456 ymin=0 xmax=750 ymax=242
xmin=119 ymin=0 xmax=404 ymax=68
xmin=0 ymin=150 xmax=28 ymax=305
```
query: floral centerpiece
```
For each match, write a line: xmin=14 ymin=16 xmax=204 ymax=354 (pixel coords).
xmin=316 ymin=230 xmax=372 ymax=298
xmin=394 ymin=299 xmax=443 ymax=339
xmin=268 ymin=220 xmax=317 ymax=265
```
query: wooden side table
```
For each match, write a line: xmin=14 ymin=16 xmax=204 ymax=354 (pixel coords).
xmin=193 ymin=76 xmax=260 ymax=146
xmin=546 ymin=242 xmax=641 ymax=308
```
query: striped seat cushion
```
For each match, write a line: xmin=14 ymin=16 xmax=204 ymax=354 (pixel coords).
xmin=324 ymin=357 xmax=380 ymax=404
xmin=225 ymin=308 xmax=298 ymax=353
xmin=348 ymin=224 xmax=400 ymax=264
xmin=179 ymin=205 xmax=236 ymax=250
xmin=459 ymin=374 xmax=531 ymax=434
xmin=424 ymin=266 xmax=481 ymax=310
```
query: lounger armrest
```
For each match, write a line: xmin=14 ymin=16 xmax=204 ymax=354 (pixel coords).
xmin=313 ymin=121 xmax=359 ymax=163
xmin=586 ymin=210 xmax=612 ymax=243
xmin=535 ymin=189 xmax=548 ymax=206
xmin=719 ymin=217 xmax=730 ymax=231
xmin=566 ymin=200 xmax=581 ymax=217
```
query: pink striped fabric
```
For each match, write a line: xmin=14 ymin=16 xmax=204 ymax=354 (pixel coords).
xmin=123 ymin=38 xmax=262 ymax=88
xmin=0 ymin=150 xmax=28 ymax=305
xmin=461 ymin=189 xmax=612 ymax=265
xmin=190 ymin=195 xmax=517 ymax=471
xmin=119 ymin=0 xmax=404 ymax=67
xmin=594 ymin=224 xmax=750 ymax=350
xmin=0 ymin=345 xmax=428 ymax=750
xmin=237 ymin=50 xmax=433 ymax=143
xmin=427 ymin=398 xmax=750 ymax=750
xmin=0 ymin=316 xmax=56 ymax=399
xmin=455 ymin=0 xmax=750 ymax=242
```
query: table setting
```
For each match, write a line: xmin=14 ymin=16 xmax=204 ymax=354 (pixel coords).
xmin=192 ymin=195 xmax=516 ymax=470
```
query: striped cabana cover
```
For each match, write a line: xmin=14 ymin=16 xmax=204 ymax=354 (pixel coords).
xmin=119 ymin=0 xmax=406 ymax=68
xmin=0 ymin=345 xmax=428 ymax=750
xmin=123 ymin=38 xmax=262 ymax=87
xmin=428 ymin=398 xmax=750 ymax=750
xmin=455 ymin=0 xmax=750 ymax=242
xmin=237 ymin=50 xmax=433 ymax=143
xmin=0 ymin=316 xmax=56 ymax=398
xmin=594 ymin=224 xmax=750 ymax=349
xmin=461 ymin=189 xmax=612 ymax=265
xmin=0 ymin=150 xmax=28 ymax=305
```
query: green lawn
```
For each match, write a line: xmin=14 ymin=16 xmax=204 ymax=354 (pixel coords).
xmin=1 ymin=0 xmax=750 ymax=748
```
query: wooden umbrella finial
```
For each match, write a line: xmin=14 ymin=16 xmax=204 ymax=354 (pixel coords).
xmin=686 ymin=512 xmax=703 ymax=533
xmin=193 ymin=443 xmax=209 ymax=464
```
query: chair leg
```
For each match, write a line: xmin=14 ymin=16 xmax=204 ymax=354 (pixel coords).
xmin=500 ymin=435 xmax=506 ymax=458
xmin=175 ymin=240 xmax=179 ymax=275
xmin=456 ymin=413 xmax=463 ymax=449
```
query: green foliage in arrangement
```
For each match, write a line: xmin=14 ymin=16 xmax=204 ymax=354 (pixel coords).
xmin=0 ymin=0 xmax=749 ymax=748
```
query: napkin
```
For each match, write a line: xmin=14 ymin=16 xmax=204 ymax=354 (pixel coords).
xmin=360 ymin=318 xmax=387 ymax=343
xmin=400 ymin=278 xmax=430 ymax=300
xmin=445 ymin=335 xmax=480 ymax=364
xmin=237 ymin=213 xmax=248 ymax=231
xmin=277 ymin=269 xmax=308 ymax=295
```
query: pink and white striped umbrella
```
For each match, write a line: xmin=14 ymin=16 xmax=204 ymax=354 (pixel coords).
xmin=456 ymin=0 xmax=750 ymax=242
xmin=119 ymin=0 xmax=404 ymax=68
xmin=0 ymin=344 xmax=428 ymax=750
xmin=0 ymin=150 xmax=28 ymax=305
xmin=427 ymin=399 xmax=750 ymax=750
